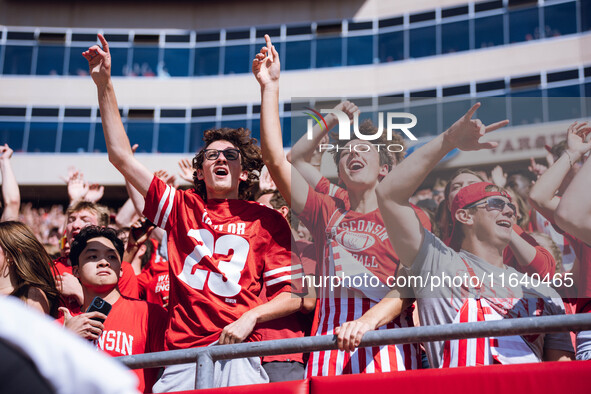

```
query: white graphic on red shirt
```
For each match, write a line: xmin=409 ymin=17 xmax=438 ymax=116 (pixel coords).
xmin=178 ymin=228 xmax=249 ymax=298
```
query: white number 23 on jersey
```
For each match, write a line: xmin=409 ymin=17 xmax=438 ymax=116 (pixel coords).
xmin=178 ymin=229 xmax=249 ymax=297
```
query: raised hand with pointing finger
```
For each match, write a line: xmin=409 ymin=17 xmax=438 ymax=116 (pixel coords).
xmin=442 ymin=102 xmax=509 ymax=152
xmin=82 ymin=34 xmax=112 ymax=88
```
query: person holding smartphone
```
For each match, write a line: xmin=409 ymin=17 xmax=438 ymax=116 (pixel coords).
xmin=58 ymin=225 xmax=167 ymax=393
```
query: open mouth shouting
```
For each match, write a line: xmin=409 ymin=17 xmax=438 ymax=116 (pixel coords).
xmin=496 ymin=219 xmax=512 ymax=228
xmin=213 ymin=167 xmax=229 ymax=177
xmin=348 ymin=159 xmax=365 ymax=173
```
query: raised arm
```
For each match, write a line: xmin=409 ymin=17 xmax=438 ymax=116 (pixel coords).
xmin=0 ymin=144 xmax=20 ymax=222
xmin=555 ymin=127 xmax=591 ymax=243
xmin=253 ymin=35 xmax=309 ymax=214
xmin=84 ymin=34 xmax=152 ymax=196
xmin=529 ymin=122 xmax=591 ymax=223
xmin=377 ymin=103 xmax=508 ymax=266
xmin=289 ymin=101 xmax=358 ymax=190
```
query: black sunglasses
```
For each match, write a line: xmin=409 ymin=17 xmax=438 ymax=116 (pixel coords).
xmin=203 ymin=148 xmax=240 ymax=161
xmin=464 ymin=197 xmax=517 ymax=216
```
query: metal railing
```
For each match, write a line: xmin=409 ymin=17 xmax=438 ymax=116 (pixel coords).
xmin=118 ymin=313 xmax=591 ymax=390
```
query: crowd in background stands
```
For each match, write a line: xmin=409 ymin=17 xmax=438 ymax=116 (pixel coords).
xmin=0 ymin=33 xmax=590 ymax=394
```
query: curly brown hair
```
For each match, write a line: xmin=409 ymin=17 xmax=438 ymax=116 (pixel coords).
xmin=192 ymin=128 xmax=263 ymax=201
xmin=331 ymin=119 xmax=405 ymax=176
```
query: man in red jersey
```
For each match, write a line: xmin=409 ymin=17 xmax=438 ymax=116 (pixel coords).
xmin=59 ymin=226 xmax=166 ymax=393
xmin=54 ymin=200 xmax=138 ymax=313
xmin=84 ymin=34 xmax=301 ymax=391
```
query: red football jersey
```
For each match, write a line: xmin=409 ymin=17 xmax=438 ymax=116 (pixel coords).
xmin=143 ymin=176 xmax=299 ymax=350
xmin=58 ymin=296 xmax=167 ymax=393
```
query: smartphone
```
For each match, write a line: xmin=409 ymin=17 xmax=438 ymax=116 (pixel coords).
xmin=130 ymin=218 xmax=155 ymax=242
xmin=86 ymin=296 xmax=112 ymax=323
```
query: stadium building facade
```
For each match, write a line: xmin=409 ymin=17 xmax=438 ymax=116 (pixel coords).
xmin=0 ymin=0 xmax=589 ymax=202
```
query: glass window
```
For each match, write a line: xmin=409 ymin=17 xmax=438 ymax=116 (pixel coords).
xmin=3 ymin=45 xmax=33 ymax=75
xmin=546 ymin=85 xmax=582 ymax=121
xmin=316 ymin=37 xmax=342 ymax=68
xmin=441 ymin=20 xmax=469 ymax=54
xmin=110 ymin=47 xmax=129 ymax=77
xmin=0 ymin=122 xmax=25 ymax=151
xmin=219 ymin=120 xmax=247 ymax=130
xmin=61 ymin=122 xmax=90 ymax=152
xmin=281 ymin=117 xmax=292 ymax=146
xmin=346 ymin=35 xmax=373 ymax=66
xmin=68 ymin=46 xmax=91 ymax=76
xmin=583 ymin=0 xmax=591 ymax=32
xmin=189 ymin=121 xmax=216 ymax=153
xmin=544 ymin=2 xmax=577 ymax=37
xmin=93 ymin=123 xmax=107 ymax=153
xmin=586 ymin=83 xmax=591 ymax=117
xmin=162 ymin=48 xmax=190 ymax=77
xmin=409 ymin=26 xmax=436 ymax=58
xmin=475 ymin=15 xmax=504 ymax=48
xmin=131 ymin=46 xmax=158 ymax=77
xmin=224 ymin=45 xmax=250 ymax=75
xmin=408 ymin=102 xmax=439 ymax=137
xmin=511 ymin=90 xmax=543 ymax=126
xmin=127 ymin=122 xmax=154 ymax=152
xmin=285 ymin=40 xmax=312 ymax=70
xmin=475 ymin=96 xmax=507 ymax=127
xmin=442 ymin=99 xmax=472 ymax=129
xmin=250 ymin=118 xmax=260 ymax=142
xmin=158 ymin=123 xmax=186 ymax=153
xmin=289 ymin=114 xmax=309 ymax=146
xmin=509 ymin=7 xmax=539 ymax=43
xmin=28 ymin=122 xmax=58 ymax=152
xmin=378 ymin=31 xmax=404 ymax=63
xmin=194 ymin=47 xmax=220 ymax=76
xmin=36 ymin=45 xmax=65 ymax=75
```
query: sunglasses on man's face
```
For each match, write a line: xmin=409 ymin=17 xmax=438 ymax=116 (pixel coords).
xmin=464 ymin=197 xmax=517 ymax=216
xmin=203 ymin=148 xmax=240 ymax=161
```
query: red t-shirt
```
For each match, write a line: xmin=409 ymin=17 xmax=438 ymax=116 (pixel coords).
xmin=145 ymin=256 xmax=170 ymax=309
xmin=315 ymin=176 xmax=432 ymax=232
xmin=58 ymin=296 xmax=167 ymax=393
xmin=258 ymin=240 xmax=315 ymax=364
xmin=143 ymin=176 xmax=299 ymax=350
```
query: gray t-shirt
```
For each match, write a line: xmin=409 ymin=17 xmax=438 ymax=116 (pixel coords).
xmin=406 ymin=230 xmax=573 ymax=368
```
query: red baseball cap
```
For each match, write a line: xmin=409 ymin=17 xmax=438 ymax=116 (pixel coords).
xmin=448 ymin=182 xmax=511 ymax=250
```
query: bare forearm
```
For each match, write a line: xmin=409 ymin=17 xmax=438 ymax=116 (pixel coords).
xmin=97 ymin=82 xmax=134 ymax=168
xmin=0 ymin=159 xmax=20 ymax=221
xmin=260 ymin=85 xmax=283 ymax=168
xmin=259 ymin=84 xmax=298 ymax=209
xmin=508 ymin=234 xmax=537 ymax=267
xmin=248 ymin=291 xmax=300 ymax=324
xmin=529 ymin=152 xmax=574 ymax=219
xmin=125 ymin=178 xmax=146 ymax=216
xmin=291 ymin=115 xmax=335 ymax=163
xmin=556 ymin=155 xmax=591 ymax=242
xmin=360 ymin=295 xmax=409 ymax=329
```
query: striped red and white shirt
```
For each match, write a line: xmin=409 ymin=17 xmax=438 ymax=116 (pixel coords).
xmin=300 ymin=186 xmax=419 ymax=376
xmin=442 ymin=298 xmax=539 ymax=367
xmin=143 ymin=176 xmax=302 ymax=350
